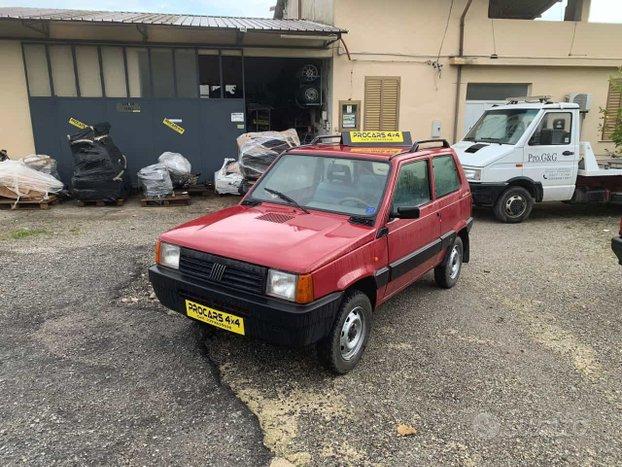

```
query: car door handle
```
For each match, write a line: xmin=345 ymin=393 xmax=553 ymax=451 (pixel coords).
xmin=562 ymin=151 xmax=574 ymax=156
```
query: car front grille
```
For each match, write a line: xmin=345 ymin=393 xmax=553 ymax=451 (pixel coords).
xmin=179 ymin=248 xmax=267 ymax=295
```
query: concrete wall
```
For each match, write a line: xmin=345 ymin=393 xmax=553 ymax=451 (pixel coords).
xmin=329 ymin=0 xmax=622 ymax=154
xmin=0 ymin=41 xmax=35 ymax=157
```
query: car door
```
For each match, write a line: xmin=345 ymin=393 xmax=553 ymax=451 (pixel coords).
xmin=523 ymin=110 xmax=580 ymax=201
xmin=432 ymin=154 xmax=465 ymax=241
xmin=385 ymin=158 xmax=441 ymax=297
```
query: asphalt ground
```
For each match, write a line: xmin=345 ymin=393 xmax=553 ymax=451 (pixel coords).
xmin=1 ymin=196 xmax=621 ymax=465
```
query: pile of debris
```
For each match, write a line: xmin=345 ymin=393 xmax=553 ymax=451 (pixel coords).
xmin=214 ymin=129 xmax=300 ymax=195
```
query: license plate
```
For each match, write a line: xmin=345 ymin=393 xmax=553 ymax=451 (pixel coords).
xmin=185 ymin=299 xmax=245 ymax=335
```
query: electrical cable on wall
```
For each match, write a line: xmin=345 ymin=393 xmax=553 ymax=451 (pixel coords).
xmin=568 ymin=20 xmax=578 ymax=56
xmin=491 ymin=18 xmax=498 ymax=58
xmin=434 ymin=0 xmax=455 ymax=78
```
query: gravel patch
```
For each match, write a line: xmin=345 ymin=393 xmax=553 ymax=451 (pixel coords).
xmin=1 ymin=197 xmax=620 ymax=465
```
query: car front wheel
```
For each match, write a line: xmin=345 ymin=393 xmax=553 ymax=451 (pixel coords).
xmin=317 ymin=291 xmax=372 ymax=374
xmin=493 ymin=186 xmax=534 ymax=223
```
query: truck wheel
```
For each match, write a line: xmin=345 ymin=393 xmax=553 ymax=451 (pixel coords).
xmin=317 ymin=291 xmax=372 ymax=374
xmin=493 ymin=186 xmax=534 ymax=223
xmin=434 ymin=237 xmax=463 ymax=289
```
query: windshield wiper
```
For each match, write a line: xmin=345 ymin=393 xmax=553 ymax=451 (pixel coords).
xmin=349 ymin=215 xmax=374 ymax=226
xmin=241 ymin=198 xmax=261 ymax=206
xmin=264 ymin=187 xmax=310 ymax=214
xmin=478 ymin=137 xmax=504 ymax=145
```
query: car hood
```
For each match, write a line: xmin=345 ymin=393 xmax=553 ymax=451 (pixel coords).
xmin=159 ymin=204 xmax=376 ymax=274
xmin=453 ymin=140 xmax=515 ymax=168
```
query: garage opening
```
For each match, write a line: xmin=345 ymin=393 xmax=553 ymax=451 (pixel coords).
xmin=243 ymin=57 xmax=328 ymax=143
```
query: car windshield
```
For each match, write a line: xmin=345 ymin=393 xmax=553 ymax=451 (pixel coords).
xmin=249 ymin=154 xmax=390 ymax=217
xmin=464 ymin=109 xmax=539 ymax=145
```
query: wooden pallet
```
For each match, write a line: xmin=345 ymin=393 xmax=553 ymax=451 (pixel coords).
xmin=76 ymin=198 xmax=125 ymax=207
xmin=141 ymin=192 xmax=191 ymax=207
xmin=0 ymin=195 xmax=58 ymax=210
xmin=184 ymin=184 xmax=211 ymax=197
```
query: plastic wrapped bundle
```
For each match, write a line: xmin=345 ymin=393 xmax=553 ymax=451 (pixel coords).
xmin=69 ymin=122 xmax=130 ymax=202
xmin=157 ymin=152 xmax=195 ymax=188
xmin=0 ymin=159 xmax=63 ymax=200
xmin=158 ymin=152 xmax=191 ymax=176
xmin=22 ymin=154 xmax=61 ymax=180
xmin=138 ymin=163 xmax=173 ymax=197
xmin=237 ymin=129 xmax=300 ymax=180
xmin=214 ymin=158 xmax=243 ymax=195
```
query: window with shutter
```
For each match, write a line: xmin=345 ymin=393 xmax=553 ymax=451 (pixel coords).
xmin=602 ymin=79 xmax=622 ymax=141
xmin=364 ymin=77 xmax=400 ymax=131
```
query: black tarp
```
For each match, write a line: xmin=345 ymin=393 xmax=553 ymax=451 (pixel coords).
xmin=69 ymin=122 xmax=130 ymax=201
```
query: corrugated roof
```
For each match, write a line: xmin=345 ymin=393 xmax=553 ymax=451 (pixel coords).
xmin=0 ymin=7 xmax=345 ymax=34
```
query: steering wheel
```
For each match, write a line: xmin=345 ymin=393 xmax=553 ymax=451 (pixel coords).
xmin=339 ymin=197 xmax=369 ymax=209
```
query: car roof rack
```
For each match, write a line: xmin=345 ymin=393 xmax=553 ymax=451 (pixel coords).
xmin=309 ymin=134 xmax=342 ymax=145
xmin=409 ymin=139 xmax=450 ymax=152
xmin=506 ymin=95 xmax=552 ymax=104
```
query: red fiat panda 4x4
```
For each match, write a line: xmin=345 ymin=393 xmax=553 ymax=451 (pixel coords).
xmin=150 ymin=132 xmax=473 ymax=374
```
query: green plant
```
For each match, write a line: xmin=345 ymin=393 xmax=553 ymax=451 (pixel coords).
xmin=600 ymin=69 xmax=622 ymax=155
xmin=10 ymin=228 xmax=48 ymax=240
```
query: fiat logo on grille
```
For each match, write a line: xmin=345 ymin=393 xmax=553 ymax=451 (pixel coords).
xmin=210 ymin=262 xmax=227 ymax=281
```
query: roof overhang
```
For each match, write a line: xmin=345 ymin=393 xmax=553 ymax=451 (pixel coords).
xmin=0 ymin=7 xmax=345 ymax=49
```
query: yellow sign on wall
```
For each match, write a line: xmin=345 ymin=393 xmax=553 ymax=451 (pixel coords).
xmin=349 ymin=131 xmax=405 ymax=143
xmin=68 ymin=117 xmax=88 ymax=129
xmin=163 ymin=118 xmax=185 ymax=135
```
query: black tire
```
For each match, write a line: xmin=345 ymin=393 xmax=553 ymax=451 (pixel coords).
xmin=317 ymin=291 xmax=372 ymax=374
xmin=434 ymin=237 xmax=464 ymax=289
xmin=493 ymin=186 xmax=534 ymax=223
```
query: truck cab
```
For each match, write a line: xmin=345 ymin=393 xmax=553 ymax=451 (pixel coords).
xmin=149 ymin=131 xmax=473 ymax=374
xmin=454 ymin=97 xmax=622 ymax=222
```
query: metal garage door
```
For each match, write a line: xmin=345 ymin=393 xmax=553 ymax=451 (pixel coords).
xmin=23 ymin=43 xmax=246 ymax=185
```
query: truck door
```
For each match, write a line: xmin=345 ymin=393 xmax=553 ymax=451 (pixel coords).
xmin=523 ymin=111 xmax=580 ymax=201
xmin=385 ymin=159 xmax=441 ymax=297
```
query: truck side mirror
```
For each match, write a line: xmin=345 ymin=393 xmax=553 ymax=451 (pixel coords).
xmin=395 ymin=206 xmax=421 ymax=219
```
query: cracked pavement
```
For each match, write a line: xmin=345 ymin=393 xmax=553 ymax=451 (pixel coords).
xmin=1 ymin=196 xmax=621 ymax=465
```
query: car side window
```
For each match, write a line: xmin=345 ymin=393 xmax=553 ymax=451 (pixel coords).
xmin=529 ymin=112 xmax=572 ymax=146
xmin=392 ymin=160 xmax=431 ymax=211
xmin=433 ymin=155 xmax=460 ymax=198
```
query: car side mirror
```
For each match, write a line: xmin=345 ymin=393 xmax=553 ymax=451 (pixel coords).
xmin=395 ymin=206 xmax=421 ymax=219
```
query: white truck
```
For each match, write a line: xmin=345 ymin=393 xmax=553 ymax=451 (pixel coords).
xmin=453 ymin=97 xmax=622 ymax=223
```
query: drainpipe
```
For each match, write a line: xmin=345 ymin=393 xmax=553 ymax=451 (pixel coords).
xmin=452 ymin=0 xmax=473 ymax=143
xmin=298 ymin=0 xmax=303 ymax=19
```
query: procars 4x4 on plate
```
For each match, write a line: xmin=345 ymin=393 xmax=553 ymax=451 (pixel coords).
xmin=150 ymin=131 xmax=473 ymax=373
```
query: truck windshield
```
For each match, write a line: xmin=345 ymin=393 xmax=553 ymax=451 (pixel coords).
xmin=464 ymin=109 xmax=539 ymax=145
xmin=248 ymin=154 xmax=390 ymax=218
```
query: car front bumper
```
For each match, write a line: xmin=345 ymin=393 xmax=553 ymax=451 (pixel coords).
xmin=612 ymin=236 xmax=622 ymax=265
xmin=149 ymin=265 xmax=343 ymax=346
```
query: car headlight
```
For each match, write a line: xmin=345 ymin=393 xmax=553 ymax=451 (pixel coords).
xmin=156 ymin=241 xmax=180 ymax=269
xmin=266 ymin=270 xmax=297 ymax=301
xmin=266 ymin=270 xmax=314 ymax=303
xmin=464 ymin=168 xmax=481 ymax=181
